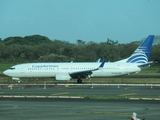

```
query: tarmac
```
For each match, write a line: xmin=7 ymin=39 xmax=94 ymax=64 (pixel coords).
xmin=0 ymin=83 xmax=160 ymax=120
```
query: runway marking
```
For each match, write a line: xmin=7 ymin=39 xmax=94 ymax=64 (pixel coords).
xmin=0 ymin=95 xmax=84 ymax=99
xmin=0 ymin=104 xmax=18 ymax=110
xmin=85 ymin=111 xmax=131 ymax=115
xmin=124 ymin=87 xmax=128 ymax=90
xmin=51 ymin=92 xmax=69 ymax=96
xmin=118 ymin=93 xmax=137 ymax=96
xmin=128 ymin=97 xmax=160 ymax=100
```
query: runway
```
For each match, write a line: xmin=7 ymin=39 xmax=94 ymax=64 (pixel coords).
xmin=0 ymin=98 xmax=160 ymax=120
xmin=0 ymin=84 xmax=160 ymax=120
xmin=0 ymin=84 xmax=160 ymax=97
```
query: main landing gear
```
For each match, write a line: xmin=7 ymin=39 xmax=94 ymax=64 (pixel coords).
xmin=77 ymin=77 xmax=82 ymax=83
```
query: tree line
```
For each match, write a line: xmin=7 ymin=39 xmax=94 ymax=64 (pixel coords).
xmin=0 ymin=35 xmax=160 ymax=64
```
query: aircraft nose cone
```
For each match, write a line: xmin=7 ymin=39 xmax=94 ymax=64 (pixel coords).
xmin=3 ymin=70 xmax=9 ymax=75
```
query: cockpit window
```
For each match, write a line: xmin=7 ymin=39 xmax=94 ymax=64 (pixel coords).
xmin=9 ymin=67 xmax=15 ymax=70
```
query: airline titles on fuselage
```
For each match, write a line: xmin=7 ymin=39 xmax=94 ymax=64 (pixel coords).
xmin=32 ymin=65 xmax=58 ymax=68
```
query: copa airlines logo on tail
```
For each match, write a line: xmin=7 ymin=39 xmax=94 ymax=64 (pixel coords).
xmin=126 ymin=35 xmax=154 ymax=64
xmin=126 ymin=46 xmax=148 ymax=63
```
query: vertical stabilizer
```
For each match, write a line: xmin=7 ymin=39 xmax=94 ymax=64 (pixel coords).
xmin=115 ymin=35 xmax=154 ymax=63
xmin=126 ymin=35 xmax=154 ymax=63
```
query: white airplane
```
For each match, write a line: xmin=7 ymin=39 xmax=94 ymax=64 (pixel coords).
xmin=3 ymin=35 xmax=154 ymax=83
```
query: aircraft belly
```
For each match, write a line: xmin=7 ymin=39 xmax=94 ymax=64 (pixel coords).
xmin=11 ymin=74 xmax=25 ymax=78
xmin=25 ymin=72 xmax=55 ymax=77
xmin=8 ymin=72 xmax=26 ymax=78
xmin=93 ymin=71 xmax=127 ymax=77
xmin=92 ymin=72 xmax=110 ymax=77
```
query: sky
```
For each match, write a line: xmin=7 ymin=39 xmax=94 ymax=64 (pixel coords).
xmin=0 ymin=0 xmax=160 ymax=43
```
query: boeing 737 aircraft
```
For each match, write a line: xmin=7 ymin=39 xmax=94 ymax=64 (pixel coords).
xmin=3 ymin=35 xmax=154 ymax=83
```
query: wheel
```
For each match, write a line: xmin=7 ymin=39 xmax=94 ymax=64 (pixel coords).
xmin=77 ymin=78 xmax=82 ymax=83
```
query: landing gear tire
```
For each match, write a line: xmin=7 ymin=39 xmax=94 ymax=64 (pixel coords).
xmin=77 ymin=78 xmax=82 ymax=84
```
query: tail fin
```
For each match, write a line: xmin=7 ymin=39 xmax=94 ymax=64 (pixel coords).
xmin=126 ymin=35 xmax=154 ymax=63
xmin=115 ymin=35 xmax=154 ymax=63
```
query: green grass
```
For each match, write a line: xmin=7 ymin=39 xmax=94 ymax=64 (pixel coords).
xmin=141 ymin=66 xmax=160 ymax=73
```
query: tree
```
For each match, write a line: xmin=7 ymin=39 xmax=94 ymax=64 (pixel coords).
xmin=38 ymin=53 xmax=70 ymax=62
xmin=0 ymin=34 xmax=160 ymax=64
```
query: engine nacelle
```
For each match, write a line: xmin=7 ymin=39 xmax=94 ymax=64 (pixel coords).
xmin=55 ymin=73 xmax=71 ymax=80
xmin=12 ymin=77 xmax=20 ymax=80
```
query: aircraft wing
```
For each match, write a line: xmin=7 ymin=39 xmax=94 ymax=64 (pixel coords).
xmin=70 ymin=59 xmax=106 ymax=78
xmin=70 ymin=70 xmax=93 ymax=78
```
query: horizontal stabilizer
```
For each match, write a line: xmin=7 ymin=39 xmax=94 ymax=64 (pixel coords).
xmin=138 ymin=61 xmax=153 ymax=67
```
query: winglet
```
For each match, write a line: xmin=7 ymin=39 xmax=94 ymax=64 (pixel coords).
xmin=99 ymin=59 xmax=106 ymax=68
xmin=96 ymin=58 xmax=101 ymax=63
xmin=93 ymin=59 xmax=106 ymax=71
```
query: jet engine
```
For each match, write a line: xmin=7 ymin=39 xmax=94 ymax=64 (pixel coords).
xmin=55 ymin=73 xmax=71 ymax=80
